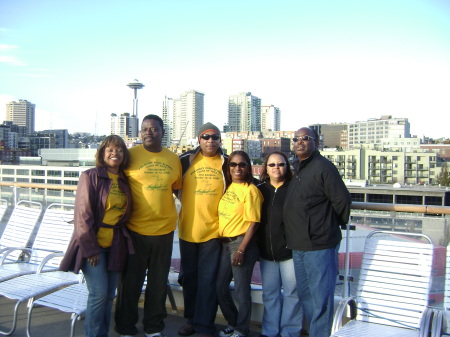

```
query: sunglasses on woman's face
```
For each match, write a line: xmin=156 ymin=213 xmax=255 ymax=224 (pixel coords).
xmin=229 ymin=162 xmax=248 ymax=168
xmin=267 ymin=163 xmax=286 ymax=167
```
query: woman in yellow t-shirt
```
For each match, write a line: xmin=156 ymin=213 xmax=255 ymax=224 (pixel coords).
xmin=216 ymin=151 xmax=263 ymax=337
xmin=61 ymin=135 xmax=133 ymax=337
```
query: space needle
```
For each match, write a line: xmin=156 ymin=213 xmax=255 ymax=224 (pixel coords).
xmin=127 ymin=79 xmax=145 ymax=118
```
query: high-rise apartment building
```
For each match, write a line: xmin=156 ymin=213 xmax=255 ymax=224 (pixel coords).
xmin=261 ymin=105 xmax=280 ymax=132
xmin=110 ymin=113 xmax=138 ymax=138
xmin=162 ymin=96 xmax=174 ymax=147
xmin=309 ymin=123 xmax=348 ymax=149
xmin=347 ymin=115 xmax=410 ymax=149
xmin=226 ymin=92 xmax=261 ymax=132
xmin=163 ymin=90 xmax=204 ymax=146
xmin=6 ymin=100 xmax=35 ymax=135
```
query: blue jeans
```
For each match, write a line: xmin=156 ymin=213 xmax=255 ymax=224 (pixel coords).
xmin=179 ymin=238 xmax=221 ymax=334
xmin=292 ymin=245 xmax=339 ymax=337
xmin=81 ymin=249 xmax=119 ymax=337
xmin=216 ymin=237 xmax=259 ymax=336
xmin=260 ymin=258 xmax=303 ymax=337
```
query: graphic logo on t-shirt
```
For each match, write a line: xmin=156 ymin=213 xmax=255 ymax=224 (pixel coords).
xmin=145 ymin=176 xmax=168 ymax=191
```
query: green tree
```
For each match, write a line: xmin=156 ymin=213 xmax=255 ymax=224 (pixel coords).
xmin=435 ymin=163 xmax=450 ymax=186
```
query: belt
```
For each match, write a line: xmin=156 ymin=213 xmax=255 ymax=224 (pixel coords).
xmin=219 ymin=235 xmax=242 ymax=243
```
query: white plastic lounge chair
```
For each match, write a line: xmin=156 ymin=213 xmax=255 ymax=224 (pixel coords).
xmin=0 ymin=203 xmax=74 ymax=282
xmin=331 ymin=230 xmax=434 ymax=337
xmin=0 ymin=200 xmax=42 ymax=262
xmin=0 ymin=255 xmax=81 ymax=335
xmin=26 ymin=282 xmax=88 ymax=337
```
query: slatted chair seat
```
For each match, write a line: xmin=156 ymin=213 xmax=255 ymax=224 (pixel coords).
xmin=27 ymin=282 xmax=89 ymax=337
xmin=0 ymin=200 xmax=42 ymax=262
xmin=0 ymin=268 xmax=81 ymax=335
xmin=331 ymin=230 xmax=434 ymax=337
xmin=0 ymin=203 xmax=74 ymax=282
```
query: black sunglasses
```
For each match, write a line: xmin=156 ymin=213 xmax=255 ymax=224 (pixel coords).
xmin=267 ymin=163 xmax=286 ymax=167
xmin=292 ymin=135 xmax=315 ymax=142
xmin=201 ymin=134 xmax=220 ymax=141
xmin=229 ymin=162 xmax=248 ymax=168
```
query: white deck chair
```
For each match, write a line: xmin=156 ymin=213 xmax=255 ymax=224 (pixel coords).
xmin=26 ymin=282 xmax=88 ymax=337
xmin=331 ymin=230 xmax=434 ymax=337
xmin=0 ymin=203 xmax=74 ymax=282
xmin=0 ymin=255 xmax=82 ymax=335
xmin=0 ymin=200 xmax=42 ymax=262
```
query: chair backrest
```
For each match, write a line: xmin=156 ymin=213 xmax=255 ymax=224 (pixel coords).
xmin=0 ymin=200 xmax=42 ymax=250
xmin=355 ymin=231 xmax=433 ymax=330
xmin=0 ymin=199 xmax=8 ymax=224
xmin=28 ymin=203 xmax=75 ymax=269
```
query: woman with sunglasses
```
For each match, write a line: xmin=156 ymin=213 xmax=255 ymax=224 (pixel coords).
xmin=216 ymin=151 xmax=263 ymax=337
xmin=256 ymin=152 xmax=303 ymax=337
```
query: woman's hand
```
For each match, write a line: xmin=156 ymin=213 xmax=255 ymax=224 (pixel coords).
xmin=232 ymin=250 xmax=245 ymax=267
xmin=87 ymin=254 xmax=100 ymax=267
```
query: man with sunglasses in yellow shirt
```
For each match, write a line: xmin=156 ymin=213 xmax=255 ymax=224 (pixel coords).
xmin=177 ymin=123 xmax=228 ymax=337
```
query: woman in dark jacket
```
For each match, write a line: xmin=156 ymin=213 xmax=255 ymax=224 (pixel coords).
xmin=60 ymin=135 xmax=133 ymax=337
xmin=257 ymin=152 xmax=302 ymax=337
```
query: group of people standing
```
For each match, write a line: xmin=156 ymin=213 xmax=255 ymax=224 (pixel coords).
xmin=61 ymin=115 xmax=351 ymax=337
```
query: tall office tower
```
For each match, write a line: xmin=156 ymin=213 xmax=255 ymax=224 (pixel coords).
xmin=347 ymin=115 xmax=410 ymax=149
xmin=110 ymin=113 xmax=139 ymax=138
xmin=171 ymin=90 xmax=204 ymax=145
xmin=6 ymin=99 xmax=35 ymax=135
xmin=261 ymin=105 xmax=280 ymax=132
xmin=226 ymin=92 xmax=261 ymax=132
xmin=162 ymin=96 xmax=174 ymax=147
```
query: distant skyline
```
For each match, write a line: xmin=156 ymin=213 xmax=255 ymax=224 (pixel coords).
xmin=1 ymin=0 xmax=449 ymax=138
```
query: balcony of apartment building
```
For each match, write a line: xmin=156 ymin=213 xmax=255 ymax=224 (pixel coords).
xmin=0 ymin=181 xmax=449 ymax=336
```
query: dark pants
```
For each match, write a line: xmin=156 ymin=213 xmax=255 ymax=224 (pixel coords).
xmin=216 ymin=237 xmax=259 ymax=336
xmin=180 ymin=238 xmax=221 ymax=334
xmin=115 ymin=230 xmax=174 ymax=335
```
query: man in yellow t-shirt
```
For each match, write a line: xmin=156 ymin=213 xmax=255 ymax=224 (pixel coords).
xmin=115 ymin=114 xmax=182 ymax=337
xmin=177 ymin=122 xmax=228 ymax=337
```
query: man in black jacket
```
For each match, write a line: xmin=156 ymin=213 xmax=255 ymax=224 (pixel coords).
xmin=283 ymin=127 xmax=351 ymax=337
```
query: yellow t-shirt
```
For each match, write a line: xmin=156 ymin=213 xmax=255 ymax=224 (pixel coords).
xmin=125 ymin=145 xmax=182 ymax=236
xmin=179 ymin=153 xmax=224 ymax=242
xmin=97 ymin=172 xmax=127 ymax=248
xmin=218 ymin=182 xmax=263 ymax=237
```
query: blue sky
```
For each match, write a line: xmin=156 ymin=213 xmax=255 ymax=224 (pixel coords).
xmin=1 ymin=0 xmax=449 ymax=138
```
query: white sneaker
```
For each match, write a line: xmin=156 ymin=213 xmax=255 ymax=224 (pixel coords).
xmin=145 ymin=333 xmax=165 ymax=337
xmin=229 ymin=332 xmax=246 ymax=337
xmin=218 ymin=327 xmax=234 ymax=337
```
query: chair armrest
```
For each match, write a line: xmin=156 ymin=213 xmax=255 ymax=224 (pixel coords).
xmin=331 ymin=296 xmax=357 ymax=333
xmin=429 ymin=308 xmax=444 ymax=337
xmin=0 ymin=247 xmax=32 ymax=264
xmin=36 ymin=252 xmax=65 ymax=273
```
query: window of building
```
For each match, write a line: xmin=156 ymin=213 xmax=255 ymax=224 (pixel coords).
xmin=47 ymin=179 xmax=62 ymax=184
xmin=64 ymin=180 xmax=78 ymax=185
xmin=17 ymin=169 xmax=30 ymax=175
xmin=395 ymin=195 xmax=423 ymax=205
xmin=32 ymin=170 xmax=45 ymax=176
xmin=350 ymin=193 xmax=364 ymax=202
xmin=64 ymin=171 xmax=80 ymax=178
xmin=47 ymin=170 xmax=62 ymax=177
xmin=32 ymin=179 xmax=45 ymax=183
xmin=2 ymin=168 xmax=14 ymax=175
xmin=17 ymin=177 xmax=29 ymax=183
xmin=367 ymin=194 xmax=393 ymax=203
xmin=425 ymin=196 xmax=442 ymax=206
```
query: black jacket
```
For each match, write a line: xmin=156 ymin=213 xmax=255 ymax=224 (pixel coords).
xmin=257 ymin=180 xmax=292 ymax=261
xmin=284 ymin=150 xmax=351 ymax=251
